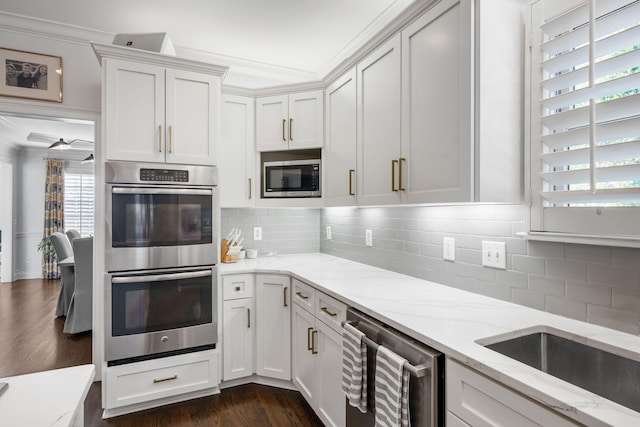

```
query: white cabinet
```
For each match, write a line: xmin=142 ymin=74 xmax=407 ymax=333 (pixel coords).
xmin=104 ymin=350 xmax=219 ymax=416
xmin=220 ymin=94 xmax=255 ymax=207
xmin=255 ymin=274 xmax=291 ymax=380
xmin=256 ymin=91 xmax=324 ymax=151
xmin=325 ymin=69 xmax=357 ymax=206
xmin=102 ymin=53 xmax=223 ymax=165
xmin=292 ymin=278 xmax=346 ymax=427
xmin=447 ymin=358 xmax=580 ymax=426
xmin=356 ymin=34 xmax=402 ymax=206
xmin=222 ymin=274 xmax=254 ymax=381
xmin=400 ymin=0 xmax=473 ymax=203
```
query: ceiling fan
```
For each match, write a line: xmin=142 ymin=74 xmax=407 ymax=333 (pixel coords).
xmin=27 ymin=132 xmax=94 ymax=150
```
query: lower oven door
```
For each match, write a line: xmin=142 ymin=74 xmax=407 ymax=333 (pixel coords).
xmin=106 ymin=266 xmax=217 ymax=363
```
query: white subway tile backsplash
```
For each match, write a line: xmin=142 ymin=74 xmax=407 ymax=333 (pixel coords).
xmin=223 ymin=206 xmax=640 ymax=336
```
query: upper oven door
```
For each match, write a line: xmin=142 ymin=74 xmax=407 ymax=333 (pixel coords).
xmin=106 ymin=184 xmax=216 ymax=272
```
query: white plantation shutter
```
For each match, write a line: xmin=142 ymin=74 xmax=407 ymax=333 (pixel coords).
xmin=64 ymin=172 xmax=94 ymax=236
xmin=529 ymin=0 xmax=640 ymax=239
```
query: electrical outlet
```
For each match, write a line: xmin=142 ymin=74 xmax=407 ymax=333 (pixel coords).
xmin=482 ymin=241 xmax=506 ymax=269
xmin=326 ymin=226 xmax=332 ymax=240
xmin=443 ymin=237 xmax=455 ymax=261
xmin=253 ymin=226 xmax=262 ymax=241
xmin=365 ymin=229 xmax=373 ymax=247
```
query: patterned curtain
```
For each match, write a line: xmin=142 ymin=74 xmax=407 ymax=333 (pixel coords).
xmin=43 ymin=159 xmax=65 ymax=279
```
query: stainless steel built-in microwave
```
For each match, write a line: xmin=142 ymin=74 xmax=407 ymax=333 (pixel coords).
xmin=263 ymin=159 xmax=321 ymax=198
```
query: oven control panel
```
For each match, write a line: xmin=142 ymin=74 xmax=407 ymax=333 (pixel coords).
xmin=140 ymin=168 xmax=189 ymax=182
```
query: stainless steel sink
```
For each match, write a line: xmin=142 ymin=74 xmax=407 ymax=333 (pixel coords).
xmin=483 ymin=332 xmax=640 ymax=412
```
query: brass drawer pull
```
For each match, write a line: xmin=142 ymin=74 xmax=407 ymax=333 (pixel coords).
xmin=284 ymin=287 xmax=288 ymax=307
xmin=235 ymin=286 xmax=241 ymax=291
xmin=399 ymin=157 xmax=406 ymax=191
xmin=307 ymin=327 xmax=313 ymax=351
xmin=153 ymin=375 xmax=177 ymax=384
xmin=321 ymin=307 xmax=337 ymax=317
xmin=248 ymin=178 xmax=252 ymax=199
xmin=296 ymin=291 xmax=309 ymax=300
xmin=391 ymin=159 xmax=398 ymax=191
xmin=289 ymin=118 xmax=293 ymax=141
xmin=247 ymin=308 xmax=251 ymax=328
xmin=168 ymin=125 xmax=173 ymax=153
xmin=158 ymin=125 xmax=162 ymax=152
xmin=282 ymin=119 xmax=286 ymax=141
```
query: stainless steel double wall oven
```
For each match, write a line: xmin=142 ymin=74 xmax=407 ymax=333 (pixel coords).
xmin=105 ymin=161 xmax=218 ymax=365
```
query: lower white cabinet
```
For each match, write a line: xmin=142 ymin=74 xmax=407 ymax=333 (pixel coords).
xmin=292 ymin=278 xmax=346 ymax=427
xmin=447 ymin=358 xmax=580 ymax=426
xmin=256 ymin=274 xmax=291 ymax=380
xmin=222 ymin=274 xmax=254 ymax=381
xmin=105 ymin=350 xmax=219 ymax=413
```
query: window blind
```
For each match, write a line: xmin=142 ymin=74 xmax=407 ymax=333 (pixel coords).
xmin=538 ymin=0 xmax=640 ymax=206
xmin=64 ymin=172 xmax=94 ymax=237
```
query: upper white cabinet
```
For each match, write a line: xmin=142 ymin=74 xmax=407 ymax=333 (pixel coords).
xmin=324 ymin=69 xmax=357 ymax=207
xmin=95 ymin=43 xmax=226 ymax=166
xmin=356 ymin=35 xmax=402 ymax=206
xmin=256 ymin=91 xmax=324 ymax=152
xmin=220 ymin=94 xmax=255 ymax=207
xmin=400 ymin=0 xmax=473 ymax=203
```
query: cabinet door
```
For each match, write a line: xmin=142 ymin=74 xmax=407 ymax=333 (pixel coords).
xmin=401 ymin=0 xmax=473 ymax=203
xmin=105 ymin=58 xmax=165 ymax=163
xmin=222 ymin=298 xmax=253 ymax=381
xmin=315 ymin=320 xmax=346 ymax=427
xmin=220 ymin=95 xmax=255 ymax=207
xmin=292 ymin=304 xmax=316 ymax=403
xmin=356 ymin=35 xmax=402 ymax=206
xmin=256 ymin=95 xmax=289 ymax=151
xmin=255 ymin=274 xmax=291 ymax=380
xmin=288 ymin=91 xmax=324 ymax=150
xmin=325 ymin=69 xmax=357 ymax=206
xmin=165 ymin=69 xmax=219 ymax=165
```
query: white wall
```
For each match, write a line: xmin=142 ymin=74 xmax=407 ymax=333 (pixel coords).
xmin=0 ymin=14 xmax=104 ymax=279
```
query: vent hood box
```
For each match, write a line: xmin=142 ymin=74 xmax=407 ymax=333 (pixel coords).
xmin=112 ymin=33 xmax=176 ymax=55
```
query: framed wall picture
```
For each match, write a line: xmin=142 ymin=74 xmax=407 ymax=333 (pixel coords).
xmin=1 ymin=47 xmax=62 ymax=103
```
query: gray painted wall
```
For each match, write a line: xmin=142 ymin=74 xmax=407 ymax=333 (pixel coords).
xmin=321 ymin=205 xmax=640 ymax=335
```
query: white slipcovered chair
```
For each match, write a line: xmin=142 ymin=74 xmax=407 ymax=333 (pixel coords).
xmin=49 ymin=232 xmax=75 ymax=317
xmin=63 ymin=236 xmax=93 ymax=334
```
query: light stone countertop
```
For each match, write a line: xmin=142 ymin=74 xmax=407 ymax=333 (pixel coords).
xmin=221 ymin=253 xmax=640 ymax=427
xmin=0 ymin=364 xmax=95 ymax=426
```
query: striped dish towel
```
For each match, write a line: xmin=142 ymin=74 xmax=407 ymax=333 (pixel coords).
xmin=374 ymin=345 xmax=410 ymax=427
xmin=342 ymin=322 xmax=367 ymax=413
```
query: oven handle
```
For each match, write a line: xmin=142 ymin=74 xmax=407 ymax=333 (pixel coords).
xmin=111 ymin=187 xmax=212 ymax=196
xmin=112 ymin=270 xmax=212 ymax=284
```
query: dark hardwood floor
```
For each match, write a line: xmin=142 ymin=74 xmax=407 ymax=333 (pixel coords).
xmin=0 ymin=278 xmax=324 ymax=426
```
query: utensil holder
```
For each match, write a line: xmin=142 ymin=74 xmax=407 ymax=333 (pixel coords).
xmin=221 ymin=239 xmax=238 ymax=263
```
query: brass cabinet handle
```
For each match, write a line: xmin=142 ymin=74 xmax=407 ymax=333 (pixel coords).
xmin=248 ymin=178 xmax=252 ymax=199
xmin=158 ymin=125 xmax=162 ymax=152
xmin=321 ymin=307 xmax=337 ymax=317
xmin=296 ymin=291 xmax=309 ymax=300
xmin=392 ymin=159 xmax=399 ymax=191
xmin=307 ymin=327 xmax=313 ymax=351
xmin=399 ymin=157 xmax=406 ymax=191
xmin=168 ymin=125 xmax=173 ymax=153
xmin=282 ymin=119 xmax=286 ymax=141
xmin=311 ymin=330 xmax=318 ymax=355
xmin=289 ymin=118 xmax=293 ymax=141
xmin=153 ymin=375 xmax=177 ymax=384
xmin=284 ymin=287 xmax=288 ymax=307
xmin=349 ymin=169 xmax=355 ymax=196
xmin=235 ymin=286 xmax=241 ymax=291
xmin=247 ymin=308 xmax=251 ymax=328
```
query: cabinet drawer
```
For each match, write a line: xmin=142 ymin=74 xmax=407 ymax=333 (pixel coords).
xmin=292 ymin=278 xmax=315 ymax=312
xmin=106 ymin=351 xmax=219 ymax=409
xmin=315 ymin=292 xmax=346 ymax=333
xmin=223 ymin=274 xmax=254 ymax=300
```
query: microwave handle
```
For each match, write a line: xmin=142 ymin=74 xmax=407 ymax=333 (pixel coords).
xmin=112 ymin=270 xmax=212 ymax=284
xmin=111 ymin=187 xmax=212 ymax=196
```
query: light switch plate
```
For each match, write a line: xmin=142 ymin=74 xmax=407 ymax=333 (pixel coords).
xmin=365 ymin=229 xmax=373 ymax=247
xmin=253 ymin=226 xmax=262 ymax=241
xmin=482 ymin=241 xmax=506 ymax=269
xmin=443 ymin=237 xmax=455 ymax=261
xmin=326 ymin=226 xmax=332 ymax=240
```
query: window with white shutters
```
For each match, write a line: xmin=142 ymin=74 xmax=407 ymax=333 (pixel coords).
xmin=64 ymin=171 xmax=94 ymax=237
xmin=528 ymin=0 xmax=640 ymax=242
